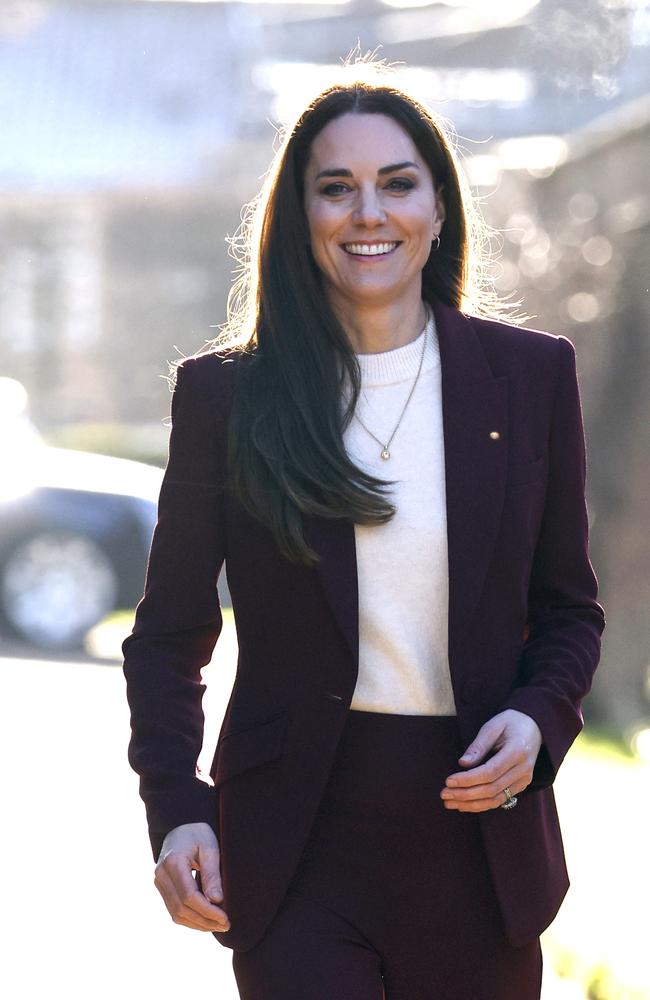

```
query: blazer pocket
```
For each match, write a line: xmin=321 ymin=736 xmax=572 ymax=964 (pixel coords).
xmin=506 ymin=455 xmax=545 ymax=488
xmin=212 ymin=711 xmax=289 ymax=787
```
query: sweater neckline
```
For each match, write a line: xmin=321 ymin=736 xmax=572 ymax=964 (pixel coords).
xmin=354 ymin=309 xmax=440 ymax=387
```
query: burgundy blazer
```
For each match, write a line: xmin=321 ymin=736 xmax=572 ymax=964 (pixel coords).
xmin=123 ymin=294 xmax=605 ymax=951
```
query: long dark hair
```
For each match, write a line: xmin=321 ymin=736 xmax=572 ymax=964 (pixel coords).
xmin=192 ymin=68 xmax=520 ymax=567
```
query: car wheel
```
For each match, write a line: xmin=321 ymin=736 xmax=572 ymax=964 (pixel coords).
xmin=0 ymin=531 xmax=118 ymax=649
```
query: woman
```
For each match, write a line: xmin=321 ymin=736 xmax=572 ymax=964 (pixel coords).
xmin=123 ymin=67 xmax=605 ymax=999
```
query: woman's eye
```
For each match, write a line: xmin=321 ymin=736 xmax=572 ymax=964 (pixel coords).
xmin=321 ymin=178 xmax=415 ymax=196
xmin=321 ymin=183 xmax=348 ymax=195
xmin=387 ymin=178 xmax=414 ymax=191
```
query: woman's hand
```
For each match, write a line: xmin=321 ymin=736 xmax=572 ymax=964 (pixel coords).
xmin=154 ymin=822 xmax=231 ymax=932
xmin=440 ymin=709 xmax=543 ymax=813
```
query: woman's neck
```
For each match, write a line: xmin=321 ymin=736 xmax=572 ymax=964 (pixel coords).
xmin=331 ymin=296 xmax=429 ymax=355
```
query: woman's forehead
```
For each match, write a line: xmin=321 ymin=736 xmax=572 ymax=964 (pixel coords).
xmin=306 ymin=113 xmax=421 ymax=174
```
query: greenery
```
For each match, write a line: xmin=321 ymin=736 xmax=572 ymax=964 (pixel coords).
xmin=574 ymin=726 xmax=636 ymax=762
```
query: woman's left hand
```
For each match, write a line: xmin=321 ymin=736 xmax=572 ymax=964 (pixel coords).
xmin=440 ymin=709 xmax=543 ymax=812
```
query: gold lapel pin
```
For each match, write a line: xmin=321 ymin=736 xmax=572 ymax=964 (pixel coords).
xmin=489 ymin=431 xmax=500 ymax=440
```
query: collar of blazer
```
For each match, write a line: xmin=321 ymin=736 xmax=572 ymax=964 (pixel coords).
xmin=302 ymin=295 xmax=509 ymax=666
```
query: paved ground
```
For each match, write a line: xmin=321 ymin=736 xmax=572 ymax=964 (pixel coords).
xmin=0 ymin=629 xmax=240 ymax=1000
xmin=1 ymin=621 xmax=647 ymax=999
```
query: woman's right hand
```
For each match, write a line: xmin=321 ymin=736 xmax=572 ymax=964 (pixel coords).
xmin=154 ymin=822 xmax=231 ymax=932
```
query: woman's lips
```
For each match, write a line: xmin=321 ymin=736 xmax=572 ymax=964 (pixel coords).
xmin=340 ymin=243 xmax=401 ymax=261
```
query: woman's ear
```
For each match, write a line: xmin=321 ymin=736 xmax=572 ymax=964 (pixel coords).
xmin=434 ymin=184 xmax=446 ymax=233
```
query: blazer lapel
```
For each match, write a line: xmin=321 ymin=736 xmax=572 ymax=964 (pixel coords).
xmin=303 ymin=296 xmax=509 ymax=675
xmin=432 ymin=297 xmax=508 ymax=657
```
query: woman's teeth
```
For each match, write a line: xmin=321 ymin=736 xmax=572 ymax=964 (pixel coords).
xmin=343 ymin=242 xmax=398 ymax=256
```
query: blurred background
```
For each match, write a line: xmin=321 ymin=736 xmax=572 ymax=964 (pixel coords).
xmin=0 ymin=1 xmax=648 ymax=997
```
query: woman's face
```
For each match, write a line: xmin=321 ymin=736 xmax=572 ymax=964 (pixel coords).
xmin=302 ymin=112 xmax=445 ymax=311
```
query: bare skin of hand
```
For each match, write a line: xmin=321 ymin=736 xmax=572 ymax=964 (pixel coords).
xmin=440 ymin=709 xmax=543 ymax=813
xmin=154 ymin=822 xmax=231 ymax=932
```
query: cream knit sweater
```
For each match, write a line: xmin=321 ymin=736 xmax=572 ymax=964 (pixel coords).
xmin=342 ymin=309 xmax=457 ymax=716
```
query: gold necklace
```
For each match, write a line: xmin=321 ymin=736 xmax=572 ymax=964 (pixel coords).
xmin=353 ymin=307 xmax=430 ymax=461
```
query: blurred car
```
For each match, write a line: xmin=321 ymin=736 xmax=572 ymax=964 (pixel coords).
xmin=0 ymin=376 xmax=163 ymax=650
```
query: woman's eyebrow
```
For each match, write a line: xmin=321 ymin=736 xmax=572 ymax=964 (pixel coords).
xmin=314 ymin=161 xmax=420 ymax=181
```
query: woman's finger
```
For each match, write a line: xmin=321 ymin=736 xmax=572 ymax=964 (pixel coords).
xmin=441 ymin=762 xmax=526 ymax=807
xmin=456 ymin=710 xmax=543 ymax=776
xmin=442 ymin=788 xmax=524 ymax=813
xmin=155 ymin=857 xmax=230 ymax=928
xmin=157 ymin=879 xmax=231 ymax=932
xmin=447 ymin=728 xmax=538 ymax=789
xmin=457 ymin=717 xmax=505 ymax=766
xmin=172 ymin=907 xmax=231 ymax=932
xmin=156 ymin=878 xmax=231 ymax=931
xmin=444 ymin=744 xmax=519 ymax=789
xmin=442 ymin=776 xmax=529 ymax=813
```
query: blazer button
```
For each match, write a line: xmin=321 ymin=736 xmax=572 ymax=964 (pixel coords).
xmin=324 ymin=692 xmax=344 ymax=702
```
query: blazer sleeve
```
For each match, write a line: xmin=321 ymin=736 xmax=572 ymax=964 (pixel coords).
xmin=500 ymin=335 xmax=606 ymax=787
xmin=122 ymin=356 xmax=229 ymax=860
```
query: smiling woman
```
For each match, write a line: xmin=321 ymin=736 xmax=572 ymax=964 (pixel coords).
xmin=302 ymin=115 xmax=444 ymax=353
xmin=123 ymin=58 xmax=605 ymax=1000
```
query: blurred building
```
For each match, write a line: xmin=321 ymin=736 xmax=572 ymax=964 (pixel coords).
xmin=1 ymin=0 xmax=648 ymax=414
xmin=466 ymin=95 xmax=650 ymax=732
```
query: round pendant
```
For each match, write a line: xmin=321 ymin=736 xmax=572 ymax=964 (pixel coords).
xmin=381 ymin=448 xmax=390 ymax=460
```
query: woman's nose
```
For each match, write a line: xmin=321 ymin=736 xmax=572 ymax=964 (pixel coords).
xmin=351 ymin=188 xmax=387 ymax=226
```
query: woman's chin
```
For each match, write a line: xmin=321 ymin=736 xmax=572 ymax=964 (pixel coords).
xmin=328 ymin=280 xmax=422 ymax=310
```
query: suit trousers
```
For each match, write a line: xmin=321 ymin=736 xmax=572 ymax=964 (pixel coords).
xmin=231 ymin=710 xmax=543 ymax=1000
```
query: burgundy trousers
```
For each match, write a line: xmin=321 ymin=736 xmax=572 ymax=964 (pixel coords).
xmin=231 ymin=710 xmax=542 ymax=1000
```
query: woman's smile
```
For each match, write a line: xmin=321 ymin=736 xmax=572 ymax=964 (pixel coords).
xmin=341 ymin=241 xmax=402 ymax=260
